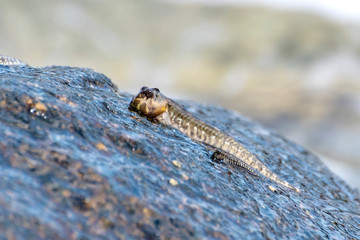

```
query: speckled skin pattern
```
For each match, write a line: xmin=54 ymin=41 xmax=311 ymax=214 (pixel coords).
xmin=129 ymin=87 xmax=300 ymax=192
xmin=0 ymin=55 xmax=27 ymax=66
xmin=211 ymin=149 xmax=259 ymax=176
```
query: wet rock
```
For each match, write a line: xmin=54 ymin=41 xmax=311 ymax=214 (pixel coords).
xmin=0 ymin=64 xmax=359 ymax=240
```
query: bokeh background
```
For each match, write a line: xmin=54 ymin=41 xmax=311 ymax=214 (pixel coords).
xmin=1 ymin=0 xmax=359 ymax=189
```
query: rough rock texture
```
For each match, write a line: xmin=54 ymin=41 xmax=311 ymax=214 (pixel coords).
xmin=0 ymin=64 xmax=359 ymax=240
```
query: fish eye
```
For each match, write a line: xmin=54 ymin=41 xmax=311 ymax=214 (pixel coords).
xmin=144 ymin=89 xmax=153 ymax=98
xmin=140 ymin=86 xmax=148 ymax=92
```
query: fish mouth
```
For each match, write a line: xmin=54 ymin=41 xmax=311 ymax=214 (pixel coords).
xmin=129 ymin=97 xmax=142 ymax=112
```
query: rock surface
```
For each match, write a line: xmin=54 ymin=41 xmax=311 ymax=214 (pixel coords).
xmin=0 ymin=64 xmax=359 ymax=240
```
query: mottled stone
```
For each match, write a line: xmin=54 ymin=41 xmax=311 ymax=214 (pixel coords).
xmin=0 ymin=64 xmax=359 ymax=239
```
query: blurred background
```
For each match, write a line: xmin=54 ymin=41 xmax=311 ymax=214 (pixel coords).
xmin=1 ymin=0 xmax=359 ymax=189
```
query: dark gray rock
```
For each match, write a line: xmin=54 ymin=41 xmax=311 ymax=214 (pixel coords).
xmin=0 ymin=64 xmax=359 ymax=240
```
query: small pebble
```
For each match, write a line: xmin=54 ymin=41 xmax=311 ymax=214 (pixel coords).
xmin=172 ymin=160 xmax=181 ymax=168
xmin=169 ymin=178 xmax=178 ymax=186
xmin=181 ymin=173 xmax=189 ymax=181
xmin=96 ymin=142 xmax=108 ymax=151
xmin=268 ymin=185 xmax=278 ymax=192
